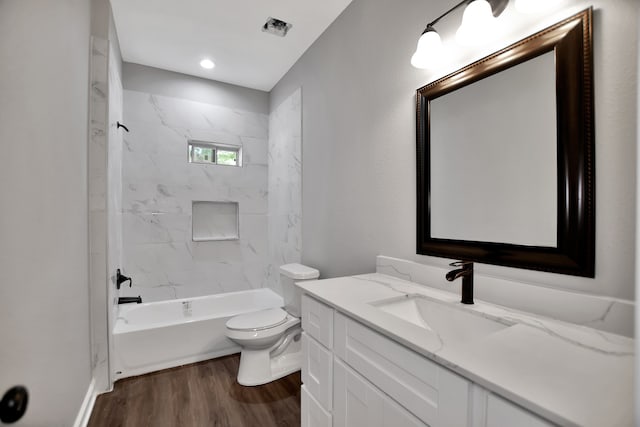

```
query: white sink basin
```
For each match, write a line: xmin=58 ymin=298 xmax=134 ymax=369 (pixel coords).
xmin=371 ymin=295 xmax=512 ymax=343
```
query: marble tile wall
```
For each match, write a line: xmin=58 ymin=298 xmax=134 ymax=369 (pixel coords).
xmin=88 ymin=36 xmax=110 ymax=391
xmin=120 ymin=90 xmax=269 ymax=302
xmin=267 ymin=88 xmax=303 ymax=294
xmin=107 ymin=40 xmax=123 ymax=389
xmin=89 ymin=36 xmax=124 ymax=392
xmin=376 ymin=255 xmax=635 ymax=337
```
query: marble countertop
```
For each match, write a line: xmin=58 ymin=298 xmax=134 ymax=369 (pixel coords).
xmin=296 ymin=273 xmax=634 ymax=427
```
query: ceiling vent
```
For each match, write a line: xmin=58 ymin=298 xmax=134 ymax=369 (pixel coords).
xmin=262 ymin=17 xmax=292 ymax=37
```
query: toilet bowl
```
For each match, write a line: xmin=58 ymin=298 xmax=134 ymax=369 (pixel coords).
xmin=225 ymin=263 xmax=320 ymax=386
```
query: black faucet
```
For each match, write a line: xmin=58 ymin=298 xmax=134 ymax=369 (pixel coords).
xmin=116 ymin=269 xmax=132 ymax=290
xmin=118 ymin=296 xmax=142 ymax=304
xmin=445 ymin=261 xmax=474 ymax=304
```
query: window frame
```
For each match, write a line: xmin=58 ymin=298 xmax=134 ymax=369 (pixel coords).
xmin=187 ymin=140 xmax=241 ymax=167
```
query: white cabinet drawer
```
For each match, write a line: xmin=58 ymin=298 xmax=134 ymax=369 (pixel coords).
xmin=301 ymin=385 xmax=332 ymax=427
xmin=302 ymin=295 xmax=334 ymax=349
xmin=302 ymin=332 xmax=333 ymax=411
xmin=334 ymin=358 xmax=428 ymax=427
xmin=334 ymin=312 xmax=471 ymax=427
xmin=486 ymin=394 xmax=554 ymax=427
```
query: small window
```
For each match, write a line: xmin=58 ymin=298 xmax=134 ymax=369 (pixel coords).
xmin=216 ymin=149 xmax=238 ymax=165
xmin=188 ymin=140 xmax=241 ymax=166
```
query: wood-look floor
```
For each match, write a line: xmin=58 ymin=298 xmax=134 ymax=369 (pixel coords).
xmin=88 ymin=354 xmax=301 ymax=427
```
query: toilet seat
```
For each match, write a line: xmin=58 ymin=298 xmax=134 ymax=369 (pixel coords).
xmin=226 ymin=308 xmax=288 ymax=332
xmin=226 ymin=313 xmax=300 ymax=346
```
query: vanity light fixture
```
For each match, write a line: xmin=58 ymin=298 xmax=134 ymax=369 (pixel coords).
xmin=455 ymin=0 xmax=497 ymax=46
xmin=411 ymin=0 xmax=508 ymax=69
xmin=200 ymin=58 xmax=215 ymax=69
xmin=411 ymin=26 xmax=444 ymax=69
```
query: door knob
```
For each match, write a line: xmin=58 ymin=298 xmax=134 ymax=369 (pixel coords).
xmin=0 ymin=386 xmax=28 ymax=424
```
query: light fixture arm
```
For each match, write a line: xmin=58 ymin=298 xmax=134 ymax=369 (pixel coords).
xmin=422 ymin=0 xmax=509 ymax=31
xmin=426 ymin=0 xmax=470 ymax=28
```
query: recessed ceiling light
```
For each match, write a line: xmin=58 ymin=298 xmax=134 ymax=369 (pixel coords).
xmin=200 ymin=59 xmax=215 ymax=69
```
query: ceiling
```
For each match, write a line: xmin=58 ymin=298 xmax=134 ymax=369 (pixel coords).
xmin=110 ymin=0 xmax=353 ymax=92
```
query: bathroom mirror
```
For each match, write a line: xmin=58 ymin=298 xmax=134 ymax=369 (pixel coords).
xmin=416 ymin=9 xmax=594 ymax=277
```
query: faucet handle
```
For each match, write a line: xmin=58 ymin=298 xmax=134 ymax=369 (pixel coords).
xmin=116 ymin=269 xmax=132 ymax=290
xmin=449 ymin=260 xmax=473 ymax=268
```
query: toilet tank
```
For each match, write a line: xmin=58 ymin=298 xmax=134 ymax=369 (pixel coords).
xmin=279 ymin=263 xmax=320 ymax=317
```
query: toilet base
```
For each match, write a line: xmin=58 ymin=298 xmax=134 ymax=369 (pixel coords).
xmin=236 ymin=333 xmax=302 ymax=386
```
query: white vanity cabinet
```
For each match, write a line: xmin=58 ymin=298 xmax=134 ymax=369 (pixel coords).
xmin=333 ymin=311 xmax=469 ymax=426
xmin=333 ymin=359 xmax=428 ymax=427
xmin=301 ymin=295 xmax=335 ymax=427
xmin=483 ymin=394 xmax=554 ymax=427
xmin=301 ymin=294 xmax=557 ymax=427
xmin=301 ymin=385 xmax=332 ymax=427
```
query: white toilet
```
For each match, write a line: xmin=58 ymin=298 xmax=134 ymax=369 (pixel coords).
xmin=225 ymin=263 xmax=320 ymax=386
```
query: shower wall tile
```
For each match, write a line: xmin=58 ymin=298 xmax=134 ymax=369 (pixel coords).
xmin=122 ymin=212 xmax=190 ymax=244
xmin=267 ymin=88 xmax=303 ymax=294
xmin=124 ymin=90 xmax=268 ymax=137
xmin=89 ymin=36 xmax=124 ymax=391
xmin=88 ymin=37 xmax=109 ymax=386
xmin=107 ymin=41 xmax=124 ymax=390
xmin=121 ymin=90 xmax=269 ymax=302
xmin=241 ymin=136 xmax=269 ymax=165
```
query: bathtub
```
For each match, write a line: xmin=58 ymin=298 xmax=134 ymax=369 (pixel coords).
xmin=112 ymin=288 xmax=284 ymax=379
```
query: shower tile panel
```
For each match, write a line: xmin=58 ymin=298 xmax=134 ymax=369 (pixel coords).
xmin=122 ymin=213 xmax=191 ymax=244
xmin=122 ymin=90 xmax=269 ymax=302
xmin=89 ymin=37 xmax=109 ymax=386
xmin=123 ymin=91 xmax=268 ymax=137
xmin=89 ymin=36 xmax=125 ymax=391
xmin=267 ymin=88 xmax=303 ymax=294
xmin=107 ymin=42 xmax=124 ymax=391
xmin=240 ymin=136 xmax=269 ymax=166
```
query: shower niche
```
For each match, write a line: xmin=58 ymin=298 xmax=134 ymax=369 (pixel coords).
xmin=192 ymin=201 xmax=239 ymax=242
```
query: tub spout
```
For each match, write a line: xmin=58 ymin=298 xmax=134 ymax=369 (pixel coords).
xmin=118 ymin=296 xmax=142 ymax=304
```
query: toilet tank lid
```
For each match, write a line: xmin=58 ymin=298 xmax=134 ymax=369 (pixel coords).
xmin=280 ymin=263 xmax=319 ymax=280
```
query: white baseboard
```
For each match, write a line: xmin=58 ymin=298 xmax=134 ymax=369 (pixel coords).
xmin=73 ymin=378 xmax=97 ymax=427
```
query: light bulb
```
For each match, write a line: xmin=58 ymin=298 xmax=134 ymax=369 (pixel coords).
xmin=515 ymin=0 xmax=554 ymax=13
xmin=411 ymin=28 xmax=443 ymax=69
xmin=200 ymin=59 xmax=215 ymax=69
xmin=456 ymin=0 xmax=496 ymax=46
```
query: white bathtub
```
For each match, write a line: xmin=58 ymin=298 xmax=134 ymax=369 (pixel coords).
xmin=112 ymin=288 xmax=284 ymax=379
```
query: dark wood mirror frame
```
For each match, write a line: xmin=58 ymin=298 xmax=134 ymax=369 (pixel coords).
xmin=416 ymin=8 xmax=594 ymax=277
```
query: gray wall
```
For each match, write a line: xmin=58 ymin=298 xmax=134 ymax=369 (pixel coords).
xmin=123 ymin=63 xmax=269 ymax=114
xmin=0 ymin=0 xmax=92 ymax=425
xmin=271 ymin=0 xmax=639 ymax=301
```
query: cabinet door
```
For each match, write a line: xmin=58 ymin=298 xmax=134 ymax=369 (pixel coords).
xmin=485 ymin=394 xmax=554 ymax=427
xmin=334 ymin=312 xmax=470 ymax=426
xmin=302 ymin=295 xmax=334 ymax=349
xmin=302 ymin=385 xmax=332 ymax=427
xmin=334 ymin=359 xmax=428 ymax=427
xmin=302 ymin=332 xmax=333 ymax=411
